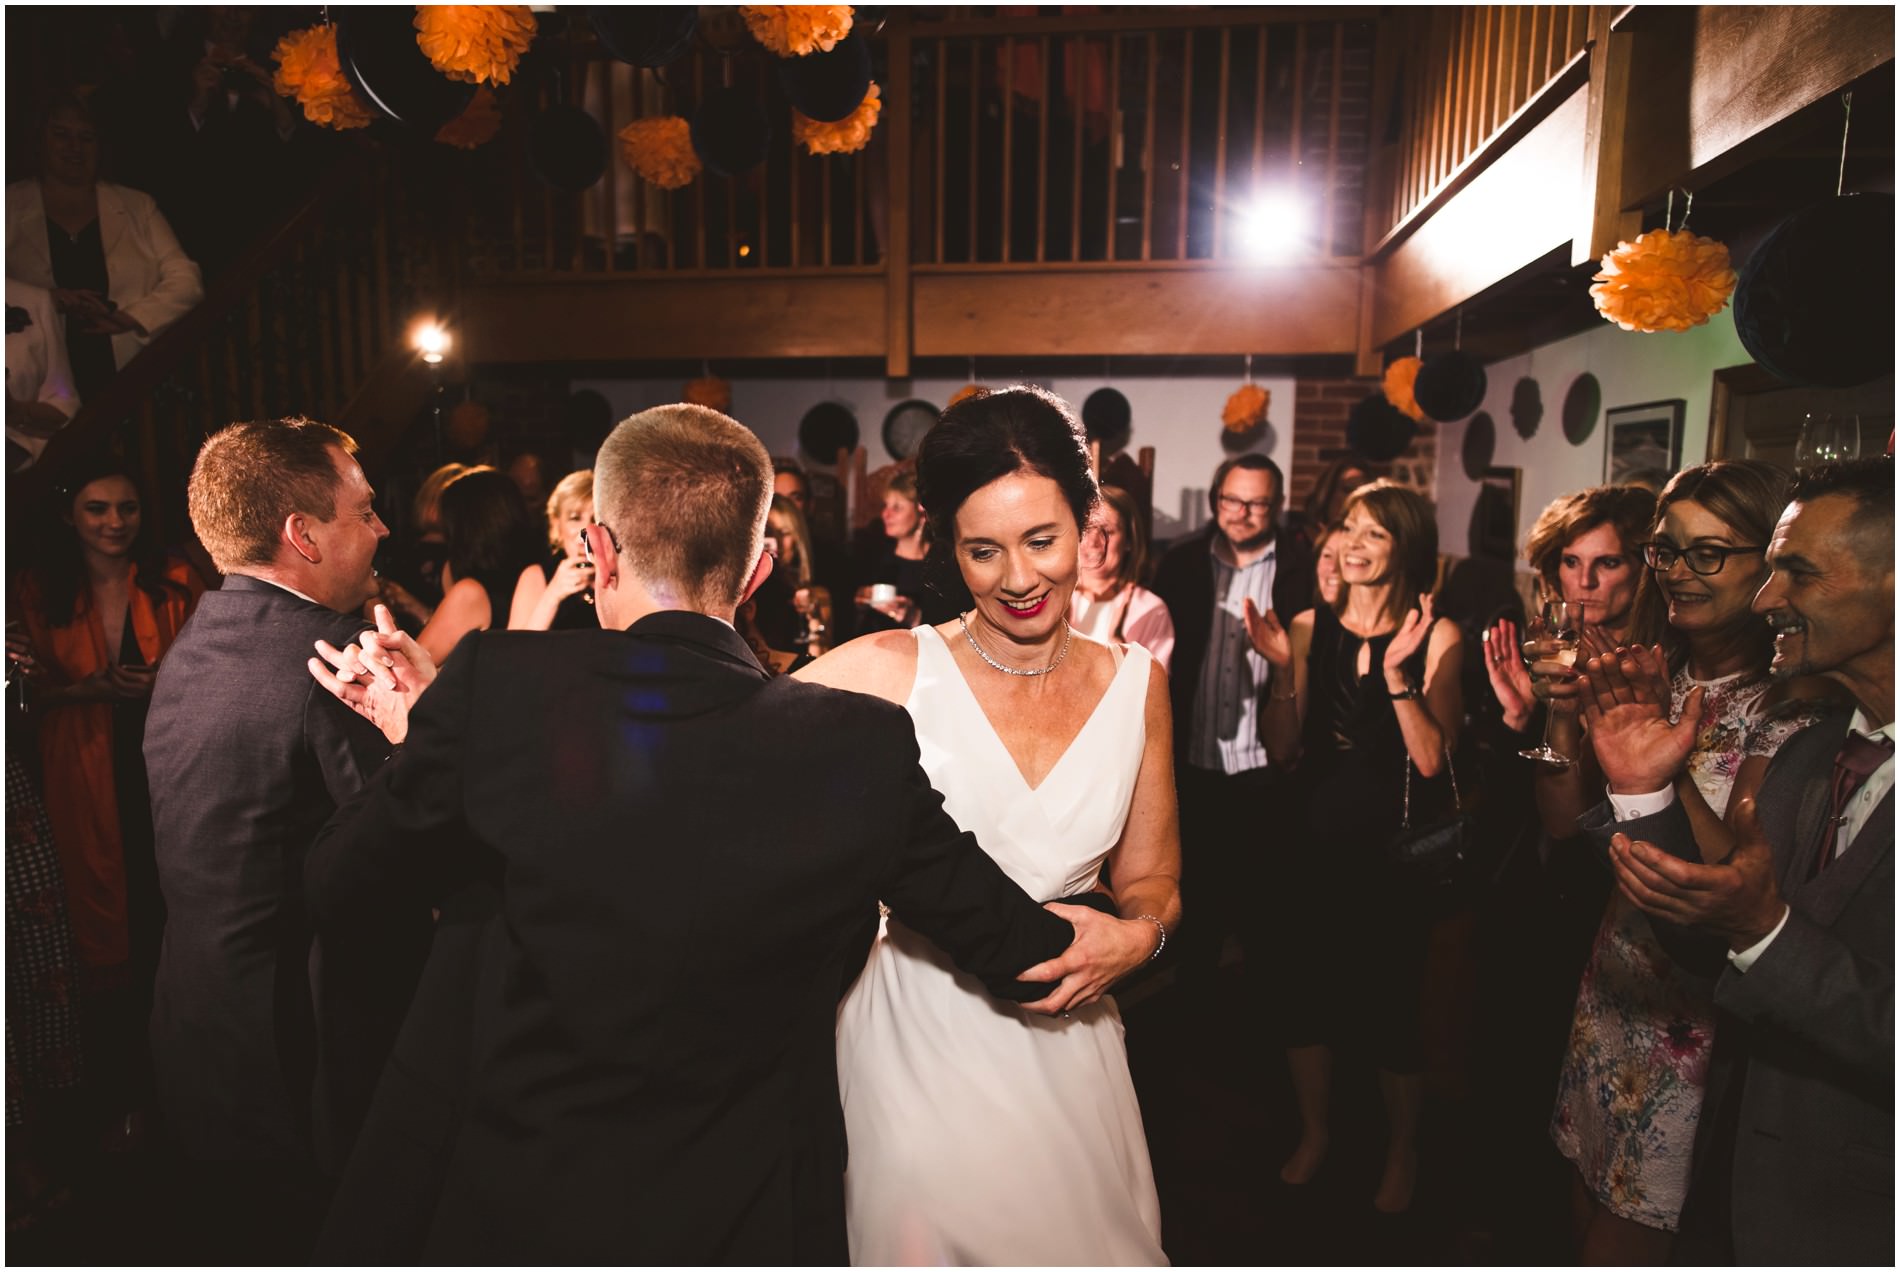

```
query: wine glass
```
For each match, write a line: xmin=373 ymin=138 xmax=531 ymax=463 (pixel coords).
xmin=1796 ymin=413 xmax=1863 ymax=466
xmin=1517 ymin=599 xmax=1582 ymax=767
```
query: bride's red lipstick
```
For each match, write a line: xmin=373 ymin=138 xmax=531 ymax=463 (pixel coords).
xmin=1000 ymin=594 xmax=1050 ymax=619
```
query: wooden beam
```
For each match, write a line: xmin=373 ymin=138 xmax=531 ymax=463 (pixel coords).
xmin=1573 ymin=6 xmax=1641 ymax=265
xmin=884 ymin=17 xmax=914 ymax=376
xmin=463 ymin=275 xmax=888 ymax=362
xmin=913 ymin=263 xmax=1361 ymax=357
xmin=1370 ymin=85 xmax=1588 ymax=348
xmin=1618 ymin=4 xmax=1894 ymax=208
xmin=1354 ymin=262 xmax=1381 ymax=377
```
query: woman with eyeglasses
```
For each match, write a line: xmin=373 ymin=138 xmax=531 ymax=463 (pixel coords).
xmin=1547 ymin=460 xmax=1838 ymax=1262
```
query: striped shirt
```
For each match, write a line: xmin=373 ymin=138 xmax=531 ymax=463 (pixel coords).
xmin=1186 ymin=536 xmax=1279 ymax=774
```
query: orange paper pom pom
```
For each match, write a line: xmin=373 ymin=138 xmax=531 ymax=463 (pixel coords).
xmin=1222 ymin=384 xmax=1269 ymax=434
xmin=684 ymin=376 xmax=732 ymax=412
xmin=435 ymin=86 xmax=502 ymax=149
xmin=415 ymin=5 xmax=536 ymax=86
xmin=272 ymin=25 xmax=373 ymax=131
xmin=741 ymin=5 xmax=854 ymax=56
xmin=793 ymin=83 xmax=880 ymax=156
xmin=1383 ymin=356 xmax=1426 ymax=422
xmin=617 ymin=116 xmax=701 ymax=190
xmin=1590 ymin=229 xmax=1737 ymax=333
xmin=947 ymin=384 xmax=987 ymax=408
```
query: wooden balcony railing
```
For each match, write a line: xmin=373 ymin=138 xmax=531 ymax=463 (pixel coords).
xmin=1367 ymin=5 xmax=1594 ymax=251
xmin=465 ymin=8 xmax=1377 ymax=279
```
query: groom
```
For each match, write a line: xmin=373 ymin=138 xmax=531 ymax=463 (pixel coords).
xmin=306 ymin=405 xmax=1103 ymax=1263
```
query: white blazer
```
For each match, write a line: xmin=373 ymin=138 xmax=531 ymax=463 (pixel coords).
xmin=6 ymin=178 xmax=205 ymax=371
xmin=6 ymin=278 xmax=80 ymax=464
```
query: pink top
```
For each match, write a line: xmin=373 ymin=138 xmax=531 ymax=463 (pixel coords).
xmin=1070 ymin=584 xmax=1174 ymax=674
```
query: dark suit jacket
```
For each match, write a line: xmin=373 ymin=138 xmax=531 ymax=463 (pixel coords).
xmin=144 ymin=574 xmax=430 ymax=1173
xmin=1582 ymin=708 xmax=1893 ymax=1265
xmin=308 ymin=612 xmax=1075 ymax=1265
xmin=1150 ymin=525 xmax=1314 ymax=763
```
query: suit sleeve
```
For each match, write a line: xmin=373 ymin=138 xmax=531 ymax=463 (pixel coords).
xmin=1578 ymin=797 xmax=1728 ymax=978
xmin=305 ymin=632 xmax=476 ymax=924
xmin=1715 ymin=906 xmax=1893 ymax=1084
xmin=876 ymin=713 xmax=1075 ymax=1002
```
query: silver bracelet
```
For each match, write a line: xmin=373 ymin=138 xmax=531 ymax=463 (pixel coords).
xmin=1136 ymin=913 xmax=1167 ymax=962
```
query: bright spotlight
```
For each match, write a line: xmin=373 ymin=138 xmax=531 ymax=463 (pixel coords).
xmin=414 ymin=322 xmax=451 ymax=365
xmin=1235 ymin=194 xmax=1308 ymax=261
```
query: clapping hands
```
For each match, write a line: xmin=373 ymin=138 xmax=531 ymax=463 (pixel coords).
xmin=308 ymin=604 xmax=438 ymax=744
xmin=1579 ymin=642 xmax=1703 ymax=796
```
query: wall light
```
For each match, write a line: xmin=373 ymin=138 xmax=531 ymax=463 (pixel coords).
xmin=1234 ymin=193 xmax=1310 ymax=261
xmin=414 ymin=321 xmax=452 ymax=365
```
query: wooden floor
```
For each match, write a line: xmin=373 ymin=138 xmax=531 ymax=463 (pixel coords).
xmin=11 ymin=862 xmax=1606 ymax=1266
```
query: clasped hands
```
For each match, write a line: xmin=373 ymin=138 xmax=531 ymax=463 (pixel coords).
xmin=308 ymin=604 xmax=436 ymax=744
xmin=1014 ymin=899 xmax=1163 ymax=1017
xmin=1581 ymin=642 xmax=1787 ymax=953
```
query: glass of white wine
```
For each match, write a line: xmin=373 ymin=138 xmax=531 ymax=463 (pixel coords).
xmin=1518 ymin=599 xmax=1582 ymax=767
xmin=1795 ymin=412 xmax=1863 ymax=467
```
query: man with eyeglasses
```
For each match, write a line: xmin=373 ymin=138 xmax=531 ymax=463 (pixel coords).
xmin=1582 ymin=457 xmax=1893 ymax=1264
xmin=1152 ymin=453 xmax=1314 ymax=1004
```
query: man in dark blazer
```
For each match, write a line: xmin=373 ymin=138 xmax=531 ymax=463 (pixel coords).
xmin=144 ymin=418 xmax=430 ymax=1262
xmin=1150 ymin=454 xmax=1313 ymax=1008
xmin=305 ymin=404 xmax=1093 ymax=1264
xmin=1580 ymin=459 xmax=1892 ymax=1265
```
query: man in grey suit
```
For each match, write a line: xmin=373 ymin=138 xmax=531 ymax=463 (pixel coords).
xmin=1579 ymin=458 xmax=1892 ymax=1264
xmin=144 ymin=418 xmax=430 ymax=1262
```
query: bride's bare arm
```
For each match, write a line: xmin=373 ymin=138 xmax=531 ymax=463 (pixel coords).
xmin=1018 ymin=659 xmax=1183 ymax=1014
xmin=792 ymin=629 xmax=920 ymax=704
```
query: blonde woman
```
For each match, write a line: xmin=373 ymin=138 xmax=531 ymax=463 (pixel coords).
xmin=510 ymin=470 xmax=597 ymax=632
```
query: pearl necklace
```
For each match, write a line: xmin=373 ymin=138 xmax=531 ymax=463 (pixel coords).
xmin=957 ymin=611 xmax=1072 ymax=677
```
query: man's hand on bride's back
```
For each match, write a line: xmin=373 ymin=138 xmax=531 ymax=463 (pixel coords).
xmin=1015 ymin=903 xmax=1161 ymax=1016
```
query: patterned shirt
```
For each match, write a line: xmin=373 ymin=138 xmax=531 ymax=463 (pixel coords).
xmin=1186 ymin=536 xmax=1278 ymax=774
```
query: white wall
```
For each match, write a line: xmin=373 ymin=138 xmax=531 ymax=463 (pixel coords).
xmin=572 ymin=371 xmax=1297 ymax=541
xmin=1434 ymin=310 xmax=1751 ymax=559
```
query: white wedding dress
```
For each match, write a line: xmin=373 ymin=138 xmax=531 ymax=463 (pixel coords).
xmin=837 ymin=626 xmax=1167 ymax=1266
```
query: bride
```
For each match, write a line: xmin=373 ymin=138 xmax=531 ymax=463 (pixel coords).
xmin=798 ymin=385 xmax=1179 ymax=1265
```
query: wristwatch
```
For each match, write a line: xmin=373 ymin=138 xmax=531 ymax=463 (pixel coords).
xmin=1388 ymin=684 xmax=1422 ymax=701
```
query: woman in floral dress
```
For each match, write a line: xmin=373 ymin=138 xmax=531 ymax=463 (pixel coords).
xmin=1549 ymin=461 xmax=1837 ymax=1262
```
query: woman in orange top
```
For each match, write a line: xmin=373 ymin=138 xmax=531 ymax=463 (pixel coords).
xmin=14 ymin=463 xmax=201 ymax=984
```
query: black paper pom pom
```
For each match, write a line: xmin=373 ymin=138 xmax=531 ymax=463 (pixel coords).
xmin=798 ymin=401 xmax=859 ymax=463
xmin=591 ymin=7 xmax=698 ymax=68
xmin=691 ymin=87 xmax=772 ymax=177
xmin=1347 ymin=393 xmax=1417 ymax=462
xmin=335 ymin=6 xmax=476 ymax=132
xmin=1414 ymin=351 xmax=1488 ymax=423
xmin=779 ymin=33 xmax=873 ymax=123
xmin=1081 ymin=387 xmax=1133 ymax=450
xmin=530 ymin=106 xmax=608 ymax=192
xmin=1734 ymin=192 xmax=1895 ymax=388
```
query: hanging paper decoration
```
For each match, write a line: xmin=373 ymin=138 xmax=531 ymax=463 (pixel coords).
xmin=414 ymin=6 xmax=536 ymax=86
xmin=435 ymin=86 xmax=501 ymax=149
xmin=273 ymin=25 xmax=374 ymax=130
xmin=947 ymin=384 xmax=986 ymax=407
xmin=741 ymin=5 xmax=854 ymax=57
xmin=1413 ymin=350 xmax=1487 ymax=422
xmin=1590 ymin=229 xmax=1736 ymax=334
xmin=684 ymin=376 xmax=732 ymax=411
xmin=1382 ymin=356 xmax=1426 ymax=422
xmin=617 ymin=116 xmax=700 ymax=189
xmin=791 ymin=83 xmax=879 ymax=156
xmin=1222 ymin=384 xmax=1269 ymax=434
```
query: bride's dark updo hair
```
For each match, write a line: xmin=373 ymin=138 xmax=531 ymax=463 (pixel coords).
xmin=915 ymin=385 xmax=1100 ymax=550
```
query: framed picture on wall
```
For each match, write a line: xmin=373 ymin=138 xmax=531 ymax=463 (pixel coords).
xmin=1475 ymin=466 xmax=1521 ymax=561
xmin=1604 ymin=399 xmax=1685 ymax=488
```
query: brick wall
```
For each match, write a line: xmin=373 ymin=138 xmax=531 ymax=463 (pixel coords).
xmin=1289 ymin=376 xmax=1439 ymax=514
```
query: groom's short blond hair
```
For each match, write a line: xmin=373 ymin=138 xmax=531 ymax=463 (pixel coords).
xmin=594 ymin=404 xmax=773 ymax=612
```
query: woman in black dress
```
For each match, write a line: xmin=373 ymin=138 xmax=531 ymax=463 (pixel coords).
xmin=1246 ymin=479 xmax=1464 ymax=1215
xmin=416 ymin=467 xmax=540 ymax=666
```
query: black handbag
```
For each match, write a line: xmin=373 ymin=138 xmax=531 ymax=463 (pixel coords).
xmin=1385 ymin=743 xmax=1477 ymax=892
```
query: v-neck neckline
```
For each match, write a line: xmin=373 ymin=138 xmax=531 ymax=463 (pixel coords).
xmin=922 ymin=625 xmax=1137 ymax=795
